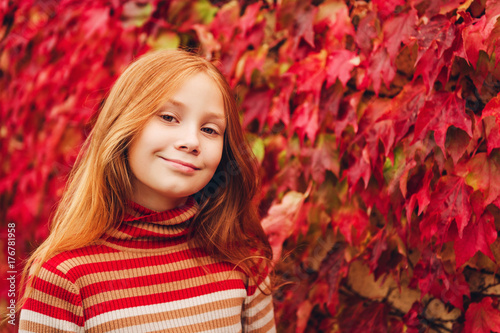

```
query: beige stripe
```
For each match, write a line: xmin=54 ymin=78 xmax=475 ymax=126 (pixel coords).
xmin=19 ymin=320 xmax=78 ymax=333
xmin=150 ymin=315 xmax=241 ymax=333
xmin=55 ymin=247 xmax=192 ymax=274
xmin=122 ymin=205 xmax=196 ymax=225
xmin=87 ymin=297 xmax=242 ymax=332
xmin=74 ymin=254 xmax=218 ymax=287
xmin=99 ymin=240 xmax=189 ymax=253
xmin=84 ymin=269 xmax=244 ymax=307
xmin=247 ymin=277 xmax=272 ymax=301
xmin=248 ymin=315 xmax=275 ymax=333
xmin=159 ymin=209 xmax=197 ymax=225
xmin=28 ymin=288 xmax=83 ymax=316
xmin=105 ymin=223 xmax=186 ymax=239
xmin=35 ymin=267 xmax=79 ymax=294
xmin=245 ymin=297 xmax=273 ymax=325
xmin=246 ymin=289 xmax=269 ymax=309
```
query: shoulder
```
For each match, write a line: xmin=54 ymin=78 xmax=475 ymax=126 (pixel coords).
xmin=241 ymin=255 xmax=273 ymax=297
xmin=246 ymin=248 xmax=272 ymax=280
xmin=39 ymin=244 xmax=116 ymax=281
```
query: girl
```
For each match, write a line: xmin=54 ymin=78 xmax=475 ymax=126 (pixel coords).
xmin=19 ymin=49 xmax=275 ymax=332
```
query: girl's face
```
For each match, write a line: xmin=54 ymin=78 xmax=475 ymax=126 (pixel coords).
xmin=127 ymin=72 xmax=226 ymax=211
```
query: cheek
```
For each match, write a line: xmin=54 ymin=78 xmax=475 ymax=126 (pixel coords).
xmin=211 ymin=143 xmax=224 ymax=170
xmin=127 ymin=143 xmax=143 ymax=179
xmin=127 ymin=131 xmax=153 ymax=177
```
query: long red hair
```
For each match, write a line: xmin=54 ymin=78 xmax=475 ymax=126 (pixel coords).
xmin=19 ymin=49 xmax=272 ymax=310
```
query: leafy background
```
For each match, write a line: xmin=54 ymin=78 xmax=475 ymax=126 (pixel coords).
xmin=2 ymin=0 xmax=500 ymax=331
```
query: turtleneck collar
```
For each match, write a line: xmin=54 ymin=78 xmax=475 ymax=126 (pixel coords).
xmin=124 ymin=197 xmax=198 ymax=224
xmin=102 ymin=197 xmax=198 ymax=252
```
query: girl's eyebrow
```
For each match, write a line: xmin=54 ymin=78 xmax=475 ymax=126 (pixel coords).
xmin=166 ymin=99 xmax=184 ymax=108
xmin=166 ymin=99 xmax=227 ymax=123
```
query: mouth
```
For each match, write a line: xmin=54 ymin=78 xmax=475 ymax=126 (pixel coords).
xmin=160 ymin=157 xmax=200 ymax=171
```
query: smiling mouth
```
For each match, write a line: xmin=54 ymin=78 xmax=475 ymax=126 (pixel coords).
xmin=160 ymin=157 xmax=200 ymax=171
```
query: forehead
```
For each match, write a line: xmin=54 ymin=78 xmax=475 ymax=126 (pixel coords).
xmin=163 ymin=72 xmax=227 ymax=119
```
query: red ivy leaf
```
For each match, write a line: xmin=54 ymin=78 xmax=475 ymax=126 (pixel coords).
xmin=382 ymin=10 xmax=417 ymax=60
xmin=403 ymin=302 xmax=423 ymax=333
xmin=340 ymin=301 xmax=389 ymax=333
xmin=466 ymin=152 xmax=500 ymax=207
xmin=291 ymin=94 xmax=320 ymax=142
xmin=302 ymin=134 xmax=340 ymax=183
xmin=268 ymin=74 xmax=294 ymax=129
xmin=420 ymin=175 xmax=472 ymax=240
xmin=357 ymin=303 xmax=389 ymax=332
xmin=486 ymin=14 xmax=500 ymax=68
xmin=413 ymin=92 xmax=472 ymax=156
xmin=445 ymin=126 xmax=471 ymax=165
xmin=360 ymin=98 xmax=394 ymax=161
xmin=433 ymin=270 xmax=470 ymax=310
xmin=355 ymin=12 xmax=378 ymax=55
xmin=261 ymin=190 xmax=309 ymax=261
xmin=406 ymin=167 xmax=432 ymax=223
xmin=325 ymin=50 xmax=359 ymax=87
xmin=365 ymin=46 xmax=396 ymax=95
xmin=318 ymin=4 xmax=354 ymax=47
xmin=486 ymin=0 xmax=500 ymax=23
xmin=366 ymin=230 xmax=388 ymax=274
xmin=454 ymin=211 xmax=497 ymax=268
xmin=344 ymin=146 xmax=371 ymax=191
xmin=464 ymin=297 xmax=500 ymax=333
xmin=373 ymin=0 xmax=406 ymax=20
xmin=462 ymin=15 xmax=494 ymax=69
xmin=289 ymin=51 xmax=327 ymax=96
xmin=242 ymin=89 xmax=273 ymax=131
xmin=82 ymin=7 xmax=110 ymax=39
xmin=332 ymin=204 xmax=369 ymax=245
xmin=243 ymin=46 xmax=268 ymax=84
xmin=277 ymin=2 xmax=317 ymax=56
xmin=399 ymin=160 xmax=417 ymax=199
xmin=411 ymin=248 xmax=470 ymax=309
xmin=382 ymin=81 xmax=427 ymax=143
xmin=210 ymin=2 xmax=239 ymax=41
xmin=413 ymin=46 xmax=447 ymax=92
xmin=414 ymin=15 xmax=456 ymax=64
xmin=318 ymin=243 xmax=347 ymax=315
xmin=238 ymin=2 xmax=261 ymax=36
xmin=483 ymin=116 xmax=500 ymax=155
xmin=481 ymin=92 xmax=500 ymax=127
xmin=334 ymin=92 xmax=361 ymax=142
xmin=411 ymin=249 xmax=445 ymax=298
xmin=293 ymin=5 xmax=317 ymax=48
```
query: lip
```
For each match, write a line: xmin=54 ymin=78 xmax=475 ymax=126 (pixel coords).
xmin=160 ymin=157 xmax=200 ymax=172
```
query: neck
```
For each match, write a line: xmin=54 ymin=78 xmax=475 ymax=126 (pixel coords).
xmin=131 ymin=193 xmax=188 ymax=212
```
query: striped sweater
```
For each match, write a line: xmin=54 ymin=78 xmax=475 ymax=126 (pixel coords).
xmin=19 ymin=197 xmax=275 ymax=332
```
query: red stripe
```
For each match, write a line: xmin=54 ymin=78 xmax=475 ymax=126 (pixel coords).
xmin=33 ymin=278 xmax=81 ymax=306
xmin=80 ymin=261 xmax=239 ymax=297
xmin=103 ymin=237 xmax=187 ymax=249
xmin=65 ymin=248 xmax=209 ymax=278
xmin=46 ymin=246 xmax=119 ymax=267
xmin=113 ymin=223 xmax=189 ymax=238
xmin=24 ymin=298 xmax=84 ymax=325
xmin=247 ymin=285 xmax=257 ymax=296
xmin=85 ymin=280 xmax=244 ymax=318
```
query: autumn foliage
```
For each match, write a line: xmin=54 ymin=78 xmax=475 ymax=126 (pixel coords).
xmin=2 ymin=0 xmax=500 ymax=331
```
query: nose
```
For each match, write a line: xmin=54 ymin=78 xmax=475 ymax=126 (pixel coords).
xmin=175 ymin=127 xmax=200 ymax=155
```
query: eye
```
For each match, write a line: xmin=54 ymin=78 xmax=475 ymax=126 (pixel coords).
xmin=202 ymin=127 xmax=218 ymax=135
xmin=160 ymin=114 xmax=176 ymax=122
